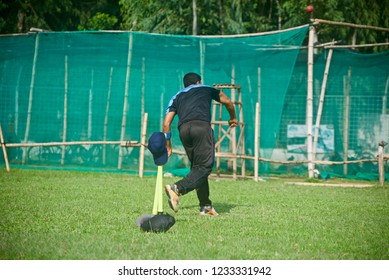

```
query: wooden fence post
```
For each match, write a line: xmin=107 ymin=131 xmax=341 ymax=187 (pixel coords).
xmin=0 ymin=124 xmax=10 ymax=171
xmin=378 ymin=141 xmax=387 ymax=186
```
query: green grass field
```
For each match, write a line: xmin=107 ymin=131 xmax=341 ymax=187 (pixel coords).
xmin=0 ymin=169 xmax=388 ymax=260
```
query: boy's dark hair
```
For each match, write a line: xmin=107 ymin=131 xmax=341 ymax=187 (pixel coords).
xmin=183 ymin=72 xmax=201 ymax=87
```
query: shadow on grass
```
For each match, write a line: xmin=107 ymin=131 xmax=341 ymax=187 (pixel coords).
xmin=213 ymin=202 xmax=237 ymax=214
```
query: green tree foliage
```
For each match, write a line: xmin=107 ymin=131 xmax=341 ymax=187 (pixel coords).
xmin=0 ymin=0 xmax=120 ymax=33
xmin=78 ymin=12 xmax=118 ymax=30
xmin=118 ymin=0 xmax=282 ymax=35
xmin=119 ymin=0 xmax=388 ymax=49
xmin=119 ymin=0 xmax=192 ymax=34
xmin=0 ymin=0 xmax=77 ymax=32
xmin=0 ymin=1 xmax=6 ymax=31
xmin=282 ymin=0 xmax=388 ymax=48
xmin=75 ymin=0 xmax=121 ymax=31
xmin=0 ymin=0 xmax=387 ymax=51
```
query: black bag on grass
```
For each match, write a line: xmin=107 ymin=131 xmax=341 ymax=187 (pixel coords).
xmin=140 ymin=213 xmax=175 ymax=233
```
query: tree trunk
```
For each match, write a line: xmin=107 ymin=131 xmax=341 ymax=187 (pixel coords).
xmin=192 ymin=0 xmax=197 ymax=35
xmin=352 ymin=30 xmax=357 ymax=50
xmin=275 ymin=0 xmax=282 ymax=30
xmin=219 ymin=0 xmax=224 ymax=35
xmin=17 ymin=10 xmax=25 ymax=33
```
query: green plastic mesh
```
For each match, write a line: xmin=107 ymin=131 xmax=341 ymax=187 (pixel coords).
xmin=278 ymin=49 xmax=389 ymax=180
xmin=1 ymin=25 xmax=388 ymax=180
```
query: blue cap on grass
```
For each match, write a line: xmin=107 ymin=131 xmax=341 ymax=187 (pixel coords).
xmin=148 ymin=132 xmax=168 ymax=166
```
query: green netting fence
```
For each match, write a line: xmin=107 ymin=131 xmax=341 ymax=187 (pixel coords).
xmin=280 ymin=48 xmax=389 ymax=180
xmin=0 ymin=25 xmax=388 ymax=180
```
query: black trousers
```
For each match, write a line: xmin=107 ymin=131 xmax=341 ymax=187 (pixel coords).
xmin=175 ymin=120 xmax=215 ymax=207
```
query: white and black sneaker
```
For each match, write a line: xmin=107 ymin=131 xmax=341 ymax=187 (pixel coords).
xmin=199 ymin=205 xmax=219 ymax=217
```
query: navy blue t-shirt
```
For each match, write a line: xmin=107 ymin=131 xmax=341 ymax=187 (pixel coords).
xmin=166 ymin=84 xmax=221 ymax=127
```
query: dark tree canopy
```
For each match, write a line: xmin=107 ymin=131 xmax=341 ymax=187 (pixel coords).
xmin=0 ymin=0 xmax=387 ymax=52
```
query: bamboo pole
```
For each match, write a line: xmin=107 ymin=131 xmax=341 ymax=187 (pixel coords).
xmin=231 ymin=65 xmax=237 ymax=179
xmin=168 ymin=147 xmax=380 ymax=182
xmin=198 ymin=24 xmax=309 ymax=38
xmin=153 ymin=148 xmax=380 ymax=165
xmin=4 ymin=141 xmax=372 ymax=165
xmin=103 ymin=67 xmax=113 ymax=165
xmin=343 ymin=68 xmax=351 ymax=175
xmin=254 ymin=102 xmax=259 ymax=181
xmin=22 ymin=33 xmax=39 ymax=164
xmin=61 ymin=55 xmax=68 ymax=165
xmin=212 ymin=82 xmax=247 ymax=178
xmin=257 ymin=67 xmax=261 ymax=170
xmin=140 ymin=57 xmax=147 ymax=174
xmin=88 ymin=70 xmax=94 ymax=140
xmin=306 ymin=24 xmax=315 ymax=178
xmin=211 ymin=101 xmax=217 ymax=132
xmin=216 ymin=96 xmax=223 ymax=176
xmin=313 ymin=18 xmax=389 ymax=32
xmin=324 ymin=42 xmax=389 ymax=49
xmin=214 ymin=126 xmax=232 ymax=147
xmin=238 ymin=86 xmax=246 ymax=177
xmin=14 ymin=143 xmax=288 ymax=171
xmin=257 ymin=67 xmax=261 ymax=111
xmin=0 ymin=125 xmax=10 ymax=172
xmin=383 ymin=76 xmax=389 ymax=115
xmin=158 ymin=72 xmax=167 ymax=130
xmin=139 ymin=112 xmax=148 ymax=178
xmin=5 ymin=140 xmax=140 ymax=148
xmin=141 ymin=57 xmax=146 ymax=135
xmin=15 ymin=67 xmax=23 ymax=135
xmin=313 ymin=48 xmax=333 ymax=159
xmin=160 ymin=89 xmax=164 ymax=131
xmin=118 ymin=33 xmax=133 ymax=169
xmin=378 ymin=141 xmax=387 ymax=186
xmin=200 ymin=40 xmax=205 ymax=82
